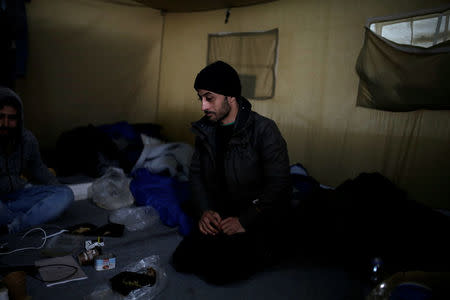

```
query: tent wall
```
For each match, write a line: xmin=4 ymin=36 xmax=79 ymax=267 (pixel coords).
xmin=13 ymin=0 xmax=450 ymax=209
xmin=16 ymin=0 xmax=163 ymax=148
xmin=157 ymin=0 xmax=450 ymax=209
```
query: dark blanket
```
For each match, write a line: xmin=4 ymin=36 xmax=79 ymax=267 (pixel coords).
xmin=290 ymin=172 xmax=450 ymax=274
xmin=53 ymin=122 xmax=164 ymax=177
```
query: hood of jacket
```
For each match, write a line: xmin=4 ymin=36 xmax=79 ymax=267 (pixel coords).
xmin=0 ymin=87 xmax=24 ymax=142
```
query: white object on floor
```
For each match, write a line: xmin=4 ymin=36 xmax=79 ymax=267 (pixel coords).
xmin=68 ymin=182 xmax=93 ymax=201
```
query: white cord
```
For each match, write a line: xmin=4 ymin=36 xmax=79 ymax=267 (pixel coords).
xmin=44 ymin=229 xmax=68 ymax=239
xmin=0 ymin=227 xmax=47 ymax=255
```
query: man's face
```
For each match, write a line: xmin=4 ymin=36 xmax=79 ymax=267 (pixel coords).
xmin=197 ymin=89 xmax=231 ymax=123
xmin=0 ymin=105 xmax=18 ymax=137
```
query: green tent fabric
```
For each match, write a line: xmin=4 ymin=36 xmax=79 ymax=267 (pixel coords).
xmin=356 ymin=27 xmax=450 ymax=112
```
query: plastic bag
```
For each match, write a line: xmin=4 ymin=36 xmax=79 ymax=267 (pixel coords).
xmin=109 ymin=206 xmax=160 ymax=231
xmin=84 ymin=286 xmax=123 ymax=300
xmin=88 ymin=167 xmax=134 ymax=210
xmin=84 ymin=255 xmax=168 ymax=300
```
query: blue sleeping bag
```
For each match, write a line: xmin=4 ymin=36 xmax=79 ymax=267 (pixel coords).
xmin=130 ymin=168 xmax=193 ymax=236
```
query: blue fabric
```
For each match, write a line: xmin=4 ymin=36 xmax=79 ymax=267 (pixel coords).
xmin=130 ymin=168 xmax=193 ymax=236
xmin=0 ymin=185 xmax=74 ymax=233
xmin=290 ymin=163 xmax=309 ymax=176
xmin=389 ymin=283 xmax=433 ymax=300
xmin=290 ymin=163 xmax=320 ymax=201
xmin=97 ymin=121 xmax=144 ymax=171
xmin=97 ymin=121 xmax=140 ymax=143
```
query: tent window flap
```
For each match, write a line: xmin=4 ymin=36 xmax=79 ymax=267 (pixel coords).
xmin=355 ymin=8 xmax=450 ymax=112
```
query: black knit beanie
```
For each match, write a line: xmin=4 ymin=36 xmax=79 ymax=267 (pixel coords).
xmin=194 ymin=61 xmax=241 ymax=97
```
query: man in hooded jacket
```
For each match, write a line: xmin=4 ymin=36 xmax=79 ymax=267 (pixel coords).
xmin=0 ymin=87 xmax=74 ymax=235
xmin=172 ymin=61 xmax=291 ymax=284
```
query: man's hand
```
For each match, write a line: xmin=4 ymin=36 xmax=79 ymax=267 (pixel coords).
xmin=199 ymin=210 xmax=222 ymax=235
xmin=219 ymin=217 xmax=245 ymax=235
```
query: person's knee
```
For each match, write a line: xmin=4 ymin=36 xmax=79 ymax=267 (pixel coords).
xmin=0 ymin=202 xmax=13 ymax=225
xmin=172 ymin=241 xmax=196 ymax=273
xmin=56 ymin=185 xmax=74 ymax=204
xmin=50 ymin=186 xmax=74 ymax=212
xmin=171 ymin=250 xmax=185 ymax=272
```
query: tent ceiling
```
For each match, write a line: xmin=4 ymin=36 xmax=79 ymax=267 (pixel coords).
xmin=135 ymin=0 xmax=277 ymax=12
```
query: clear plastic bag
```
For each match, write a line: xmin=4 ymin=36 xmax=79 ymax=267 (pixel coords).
xmin=88 ymin=167 xmax=135 ymax=210
xmin=84 ymin=286 xmax=123 ymax=300
xmin=123 ymin=256 xmax=168 ymax=299
xmin=109 ymin=206 xmax=160 ymax=231
xmin=84 ymin=255 xmax=168 ymax=300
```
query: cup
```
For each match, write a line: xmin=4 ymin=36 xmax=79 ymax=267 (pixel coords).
xmin=2 ymin=271 xmax=30 ymax=300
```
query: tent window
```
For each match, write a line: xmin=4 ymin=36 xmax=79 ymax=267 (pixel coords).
xmin=355 ymin=6 xmax=450 ymax=112
xmin=369 ymin=10 xmax=450 ymax=47
xmin=207 ymin=28 xmax=278 ymax=100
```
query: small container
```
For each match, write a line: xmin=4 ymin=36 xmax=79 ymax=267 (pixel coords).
xmin=94 ymin=254 xmax=116 ymax=271
xmin=2 ymin=271 xmax=27 ymax=300
xmin=78 ymin=248 xmax=101 ymax=265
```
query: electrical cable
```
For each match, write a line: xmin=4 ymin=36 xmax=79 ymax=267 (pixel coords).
xmin=0 ymin=227 xmax=47 ymax=255
xmin=44 ymin=229 xmax=68 ymax=239
xmin=0 ymin=227 xmax=80 ymax=283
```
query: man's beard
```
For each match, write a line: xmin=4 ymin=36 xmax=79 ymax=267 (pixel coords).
xmin=207 ymin=97 xmax=231 ymax=123
xmin=216 ymin=108 xmax=230 ymax=123
xmin=0 ymin=127 xmax=18 ymax=142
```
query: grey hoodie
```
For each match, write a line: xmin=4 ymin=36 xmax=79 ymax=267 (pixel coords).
xmin=0 ymin=87 xmax=58 ymax=195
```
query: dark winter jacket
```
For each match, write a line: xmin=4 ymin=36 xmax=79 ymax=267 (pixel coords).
xmin=0 ymin=87 xmax=58 ymax=195
xmin=190 ymin=96 xmax=291 ymax=231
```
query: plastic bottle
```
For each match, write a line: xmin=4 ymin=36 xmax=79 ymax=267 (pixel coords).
xmin=370 ymin=257 xmax=384 ymax=285
xmin=366 ymin=257 xmax=389 ymax=300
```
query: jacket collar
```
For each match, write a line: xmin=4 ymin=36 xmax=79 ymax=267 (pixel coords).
xmin=233 ymin=96 xmax=252 ymax=136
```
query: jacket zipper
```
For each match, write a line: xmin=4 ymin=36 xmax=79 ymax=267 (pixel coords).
xmin=226 ymin=143 xmax=241 ymax=188
xmin=193 ymin=125 xmax=216 ymax=170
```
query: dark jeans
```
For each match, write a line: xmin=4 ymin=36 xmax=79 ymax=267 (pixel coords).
xmin=172 ymin=229 xmax=273 ymax=285
xmin=0 ymin=185 xmax=74 ymax=234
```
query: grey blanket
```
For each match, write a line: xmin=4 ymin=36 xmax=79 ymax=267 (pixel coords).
xmin=0 ymin=199 xmax=365 ymax=300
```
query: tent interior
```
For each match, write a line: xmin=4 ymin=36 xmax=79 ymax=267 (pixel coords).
xmin=1 ymin=0 xmax=450 ymax=299
xmin=14 ymin=0 xmax=450 ymax=209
